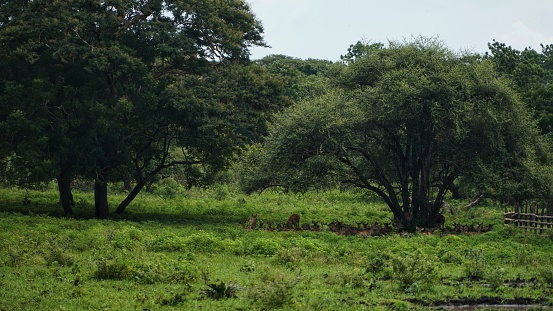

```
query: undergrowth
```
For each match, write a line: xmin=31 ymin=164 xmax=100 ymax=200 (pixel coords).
xmin=0 ymin=186 xmax=552 ymax=310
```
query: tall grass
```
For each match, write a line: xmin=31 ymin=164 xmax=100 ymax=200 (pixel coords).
xmin=0 ymin=185 xmax=552 ymax=310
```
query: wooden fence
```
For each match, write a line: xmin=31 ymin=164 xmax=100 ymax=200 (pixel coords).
xmin=504 ymin=202 xmax=553 ymax=233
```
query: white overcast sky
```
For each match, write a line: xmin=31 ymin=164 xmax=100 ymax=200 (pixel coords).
xmin=246 ymin=0 xmax=553 ymax=61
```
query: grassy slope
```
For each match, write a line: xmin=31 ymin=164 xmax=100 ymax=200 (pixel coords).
xmin=0 ymin=185 xmax=552 ymax=310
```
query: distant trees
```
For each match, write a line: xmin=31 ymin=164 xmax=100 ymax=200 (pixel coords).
xmin=0 ymin=0 xmax=288 ymax=216
xmin=486 ymin=40 xmax=553 ymax=134
xmin=243 ymin=39 xmax=550 ymax=229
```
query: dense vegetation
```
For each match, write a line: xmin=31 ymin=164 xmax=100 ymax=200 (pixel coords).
xmin=1 ymin=186 xmax=553 ymax=310
xmin=0 ymin=0 xmax=289 ymax=217
xmin=243 ymin=39 xmax=551 ymax=230
xmin=2 ymin=1 xmax=553 ymax=309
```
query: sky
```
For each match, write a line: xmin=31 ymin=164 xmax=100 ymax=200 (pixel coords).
xmin=245 ymin=0 xmax=553 ymax=61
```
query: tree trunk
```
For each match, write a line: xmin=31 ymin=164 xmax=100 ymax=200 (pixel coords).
xmin=94 ymin=177 xmax=109 ymax=218
xmin=57 ymin=174 xmax=74 ymax=216
xmin=115 ymin=180 xmax=146 ymax=214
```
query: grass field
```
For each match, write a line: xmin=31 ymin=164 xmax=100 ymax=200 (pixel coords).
xmin=1 ymin=184 xmax=552 ymax=310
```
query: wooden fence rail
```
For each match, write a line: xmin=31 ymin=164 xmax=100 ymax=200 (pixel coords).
xmin=504 ymin=212 xmax=553 ymax=233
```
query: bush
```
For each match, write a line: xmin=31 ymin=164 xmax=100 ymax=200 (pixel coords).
xmin=148 ymin=235 xmax=188 ymax=252
xmin=463 ymin=249 xmax=488 ymax=279
xmin=391 ymin=250 xmax=438 ymax=292
xmin=184 ymin=231 xmax=222 ymax=253
xmin=149 ymin=178 xmax=185 ymax=198
xmin=44 ymin=245 xmax=75 ymax=267
xmin=202 ymin=281 xmax=243 ymax=299
xmin=93 ymin=252 xmax=199 ymax=285
xmin=246 ymin=238 xmax=281 ymax=256
xmin=134 ymin=258 xmax=199 ymax=285
xmin=538 ymin=268 xmax=553 ymax=288
xmin=274 ymin=247 xmax=304 ymax=269
xmin=440 ymin=250 xmax=464 ymax=265
xmin=486 ymin=267 xmax=506 ymax=292
xmin=93 ymin=255 xmax=133 ymax=280
xmin=324 ymin=269 xmax=370 ymax=289
xmin=247 ymin=271 xmax=299 ymax=309
xmin=365 ymin=251 xmax=393 ymax=278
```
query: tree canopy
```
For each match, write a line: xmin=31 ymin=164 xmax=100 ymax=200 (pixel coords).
xmin=486 ymin=40 xmax=553 ymax=134
xmin=247 ymin=39 xmax=549 ymax=229
xmin=0 ymin=0 xmax=288 ymax=216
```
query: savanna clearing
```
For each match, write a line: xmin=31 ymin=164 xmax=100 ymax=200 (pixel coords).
xmin=1 ymin=185 xmax=552 ymax=311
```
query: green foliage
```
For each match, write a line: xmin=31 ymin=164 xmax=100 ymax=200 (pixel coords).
xmin=538 ymin=268 xmax=553 ymax=288
xmin=0 ymin=0 xmax=288 ymax=216
xmin=93 ymin=254 xmax=134 ymax=281
xmin=249 ymin=37 xmax=548 ymax=229
xmin=486 ymin=267 xmax=507 ymax=292
xmin=148 ymin=178 xmax=186 ymax=198
xmin=486 ymin=41 xmax=553 ymax=134
xmin=92 ymin=250 xmax=199 ymax=285
xmin=391 ymin=250 xmax=439 ymax=292
xmin=2 ymin=187 xmax=553 ymax=309
xmin=247 ymin=270 xmax=300 ymax=309
xmin=274 ymin=247 xmax=305 ymax=269
xmin=246 ymin=237 xmax=282 ymax=256
xmin=157 ymin=291 xmax=188 ymax=307
xmin=202 ymin=281 xmax=244 ymax=300
xmin=365 ymin=251 xmax=393 ymax=278
xmin=255 ymin=54 xmax=334 ymax=101
xmin=463 ymin=249 xmax=488 ymax=279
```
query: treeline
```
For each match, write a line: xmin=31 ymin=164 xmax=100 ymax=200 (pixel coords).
xmin=1 ymin=1 xmax=553 ymax=228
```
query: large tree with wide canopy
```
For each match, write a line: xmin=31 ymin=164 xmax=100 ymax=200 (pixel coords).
xmin=251 ymin=39 xmax=549 ymax=229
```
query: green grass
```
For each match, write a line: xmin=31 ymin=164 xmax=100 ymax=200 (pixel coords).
xmin=1 ymin=185 xmax=553 ymax=310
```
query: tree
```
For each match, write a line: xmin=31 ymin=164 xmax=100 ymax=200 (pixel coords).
xmin=254 ymin=54 xmax=334 ymax=102
xmin=0 ymin=0 xmax=276 ymax=216
xmin=115 ymin=62 xmax=290 ymax=214
xmin=252 ymin=39 xmax=546 ymax=229
xmin=483 ymin=41 xmax=553 ymax=207
xmin=486 ymin=40 xmax=553 ymax=134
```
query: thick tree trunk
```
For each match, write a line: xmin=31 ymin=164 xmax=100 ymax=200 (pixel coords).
xmin=57 ymin=174 xmax=74 ymax=216
xmin=94 ymin=177 xmax=109 ymax=218
xmin=115 ymin=180 xmax=146 ymax=214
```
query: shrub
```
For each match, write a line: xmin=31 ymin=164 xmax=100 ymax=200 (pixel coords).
xmin=463 ymin=249 xmax=488 ymax=279
xmin=44 ymin=246 xmax=75 ymax=267
xmin=220 ymin=238 xmax=245 ymax=255
xmin=538 ymin=268 xmax=553 ymax=288
xmin=202 ymin=281 xmax=243 ymax=299
xmin=133 ymin=259 xmax=199 ymax=285
xmin=93 ymin=256 xmax=133 ymax=280
xmin=184 ymin=231 xmax=221 ymax=253
xmin=274 ymin=247 xmax=304 ymax=269
xmin=93 ymin=252 xmax=199 ymax=285
xmin=6 ymin=246 xmax=26 ymax=266
xmin=240 ymin=260 xmax=257 ymax=273
xmin=149 ymin=178 xmax=185 ymax=198
xmin=365 ymin=251 xmax=393 ymax=278
xmin=148 ymin=236 xmax=188 ymax=252
xmin=324 ymin=269 xmax=370 ymax=289
xmin=246 ymin=238 xmax=281 ymax=256
xmin=209 ymin=184 xmax=231 ymax=201
xmin=439 ymin=250 xmax=464 ymax=265
xmin=486 ymin=267 xmax=506 ymax=292
xmin=247 ymin=271 xmax=299 ymax=309
xmin=391 ymin=250 xmax=438 ymax=292
xmin=109 ymin=227 xmax=146 ymax=251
